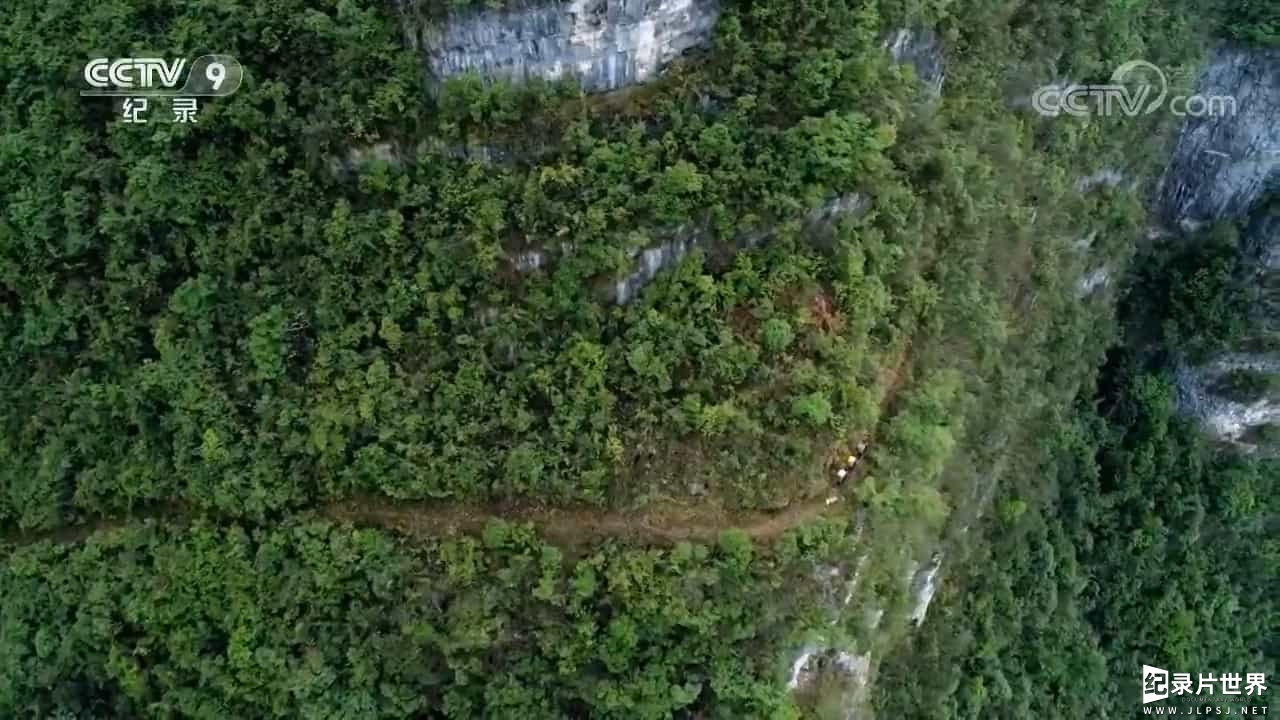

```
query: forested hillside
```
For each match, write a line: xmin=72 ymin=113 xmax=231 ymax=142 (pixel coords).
xmin=0 ymin=0 xmax=1184 ymax=529
xmin=1 ymin=0 xmax=1274 ymax=716
xmin=876 ymin=239 xmax=1280 ymax=717
xmin=3 ymin=0 xmax=947 ymax=528
xmin=1 ymin=517 xmax=867 ymax=717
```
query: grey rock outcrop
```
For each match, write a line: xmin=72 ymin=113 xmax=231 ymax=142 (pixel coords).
xmin=1156 ymin=46 xmax=1280 ymax=229
xmin=907 ymin=553 xmax=944 ymax=627
xmin=613 ymin=235 xmax=698 ymax=305
xmin=884 ymin=28 xmax=946 ymax=97
xmin=420 ymin=0 xmax=722 ymax=93
xmin=1176 ymin=354 xmax=1280 ymax=441
xmin=1076 ymin=266 xmax=1112 ymax=296
xmin=1157 ymin=46 xmax=1280 ymax=443
xmin=1076 ymin=167 xmax=1131 ymax=193
xmin=608 ymin=193 xmax=868 ymax=304
xmin=503 ymin=194 xmax=867 ymax=304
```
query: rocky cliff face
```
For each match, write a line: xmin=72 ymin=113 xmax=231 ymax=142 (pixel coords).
xmin=414 ymin=1 xmax=948 ymax=98
xmin=1156 ymin=46 xmax=1280 ymax=228
xmin=418 ymin=0 xmax=722 ymax=92
xmin=1160 ymin=45 xmax=1280 ymax=443
xmin=1176 ymin=353 xmax=1280 ymax=441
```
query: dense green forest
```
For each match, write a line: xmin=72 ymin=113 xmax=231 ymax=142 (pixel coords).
xmin=1 ymin=0 xmax=930 ymax=528
xmin=1 ymin=517 xmax=862 ymax=717
xmin=1 ymin=0 xmax=1276 ymax=716
xmin=0 ymin=0 xmax=1191 ymax=529
xmin=875 ymin=366 xmax=1279 ymax=716
xmin=875 ymin=234 xmax=1280 ymax=717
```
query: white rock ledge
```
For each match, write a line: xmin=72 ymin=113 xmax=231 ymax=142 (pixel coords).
xmin=422 ymin=0 xmax=722 ymax=93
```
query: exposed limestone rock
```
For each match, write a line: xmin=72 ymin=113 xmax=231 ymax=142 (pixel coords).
xmin=908 ymin=553 xmax=943 ymax=627
xmin=1156 ymin=46 xmax=1280 ymax=229
xmin=1075 ymin=167 xmax=1131 ymax=193
xmin=884 ymin=28 xmax=945 ymax=97
xmin=786 ymin=645 xmax=874 ymax=718
xmin=329 ymin=142 xmax=400 ymax=175
xmin=613 ymin=233 xmax=698 ymax=304
xmin=1072 ymin=230 xmax=1099 ymax=254
xmin=1154 ymin=47 xmax=1280 ymax=444
xmin=1077 ymin=266 xmax=1112 ymax=296
xmin=417 ymin=0 xmax=722 ymax=93
xmin=787 ymin=645 xmax=823 ymax=690
xmin=609 ymin=194 xmax=868 ymax=304
xmin=806 ymin=193 xmax=873 ymax=235
xmin=1176 ymin=354 xmax=1280 ymax=442
xmin=414 ymin=0 xmax=947 ymax=101
xmin=513 ymin=249 xmax=548 ymax=271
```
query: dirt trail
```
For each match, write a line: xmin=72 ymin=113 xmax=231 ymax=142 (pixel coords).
xmin=325 ymin=492 xmax=851 ymax=548
xmin=3 ymin=437 xmax=883 ymax=551
xmin=2 ymin=517 xmax=138 ymax=549
xmin=5 ymin=350 xmax=910 ymax=551
xmin=1 ymin=493 xmax=853 ymax=551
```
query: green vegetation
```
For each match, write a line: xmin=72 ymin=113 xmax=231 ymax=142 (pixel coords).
xmin=0 ymin=518 xmax=853 ymax=718
xmin=875 ymin=219 xmax=1280 ymax=717
xmin=1 ymin=0 xmax=1152 ymax=530
xmin=2 ymin=0 xmax=1275 ymax=716
xmin=875 ymin=365 xmax=1279 ymax=717
xmin=1126 ymin=224 xmax=1253 ymax=362
xmin=1221 ymin=0 xmax=1280 ymax=46
xmin=0 ymin=0 xmax=940 ymax=529
xmin=0 ymin=0 xmax=1128 ymax=711
xmin=1212 ymin=368 xmax=1280 ymax=404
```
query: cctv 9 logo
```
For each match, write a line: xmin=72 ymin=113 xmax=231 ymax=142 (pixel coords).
xmin=82 ymin=55 xmax=243 ymax=96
